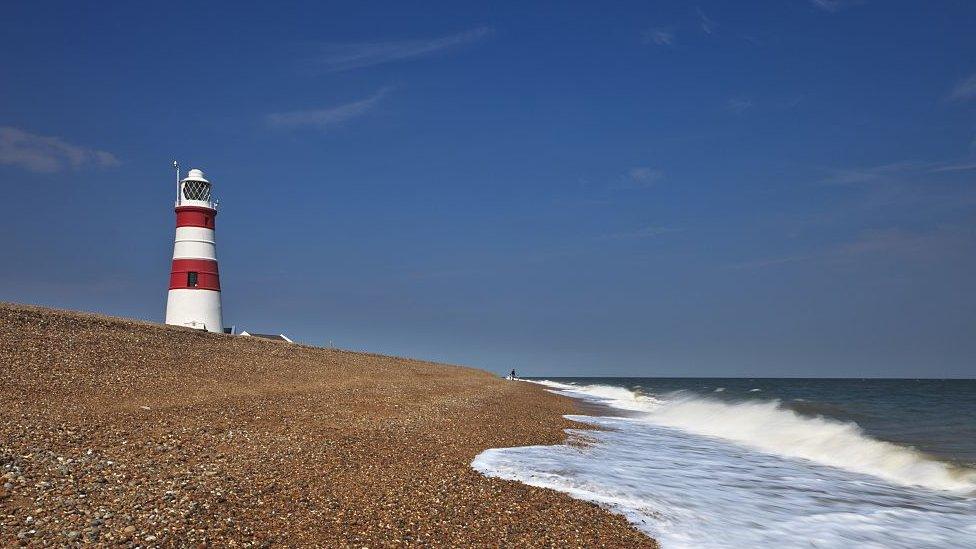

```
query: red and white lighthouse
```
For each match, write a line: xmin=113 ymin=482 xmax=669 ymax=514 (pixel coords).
xmin=165 ymin=166 xmax=223 ymax=332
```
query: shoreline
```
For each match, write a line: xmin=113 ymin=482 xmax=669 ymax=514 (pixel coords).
xmin=0 ymin=303 xmax=655 ymax=547
xmin=486 ymin=378 xmax=976 ymax=547
xmin=524 ymin=379 xmax=646 ymax=419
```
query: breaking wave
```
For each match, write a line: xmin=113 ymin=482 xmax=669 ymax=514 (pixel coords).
xmin=474 ymin=379 xmax=976 ymax=547
xmin=533 ymin=380 xmax=976 ymax=493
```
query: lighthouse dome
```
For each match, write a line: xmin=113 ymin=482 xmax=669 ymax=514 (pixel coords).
xmin=185 ymin=169 xmax=209 ymax=184
xmin=180 ymin=168 xmax=214 ymax=206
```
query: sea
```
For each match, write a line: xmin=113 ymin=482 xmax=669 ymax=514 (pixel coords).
xmin=471 ymin=378 xmax=976 ymax=548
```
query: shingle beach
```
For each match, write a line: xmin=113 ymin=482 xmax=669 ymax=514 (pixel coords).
xmin=0 ymin=303 xmax=654 ymax=547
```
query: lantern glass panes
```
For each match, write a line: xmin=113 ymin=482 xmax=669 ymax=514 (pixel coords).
xmin=182 ymin=180 xmax=212 ymax=201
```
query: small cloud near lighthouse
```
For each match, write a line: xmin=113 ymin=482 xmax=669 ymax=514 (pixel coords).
xmin=0 ymin=126 xmax=119 ymax=173
xmin=266 ymin=88 xmax=391 ymax=132
xmin=309 ymin=26 xmax=493 ymax=73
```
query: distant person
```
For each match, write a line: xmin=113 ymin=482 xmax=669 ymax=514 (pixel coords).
xmin=510 ymin=368 xmax=517 ymax=380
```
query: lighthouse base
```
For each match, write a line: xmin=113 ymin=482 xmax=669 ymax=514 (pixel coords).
xmin=165 ymin=289 xmax=223 ymax=333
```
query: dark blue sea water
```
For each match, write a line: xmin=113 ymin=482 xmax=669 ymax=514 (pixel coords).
xmin=473 ymin=377 xmax=976 ymax=548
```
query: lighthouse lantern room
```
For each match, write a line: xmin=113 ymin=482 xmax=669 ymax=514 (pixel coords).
xmin=165 ymin=165 xmax=223 ymax=332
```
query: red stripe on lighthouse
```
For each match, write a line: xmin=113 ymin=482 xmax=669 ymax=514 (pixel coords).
xmin=169 ymin=258 xmax=220 ymax=291
xmin=175 ymin=206 xmax=217 ymax=229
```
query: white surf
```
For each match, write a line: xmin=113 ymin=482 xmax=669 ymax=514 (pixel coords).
xmin=473 ymin=380 xmax=976 ymax=548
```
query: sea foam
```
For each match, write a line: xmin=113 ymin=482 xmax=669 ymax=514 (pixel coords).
xmin=534 ymin=380 xmax=976 ymax=492
xmin=472 ymin=380 xmax=976 ymax=548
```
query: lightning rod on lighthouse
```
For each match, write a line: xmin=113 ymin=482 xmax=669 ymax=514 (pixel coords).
xmin=165 ymin=166 xmax=224 ymax=332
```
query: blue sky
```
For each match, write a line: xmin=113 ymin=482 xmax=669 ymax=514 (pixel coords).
xmin=2 ymin=0 xmax=975 ymax=377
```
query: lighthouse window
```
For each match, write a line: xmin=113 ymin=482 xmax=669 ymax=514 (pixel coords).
xmin=187 ymin=272 xmax=199 ymax=287
xmin=182 ymin=180 xmax=212 ymax=201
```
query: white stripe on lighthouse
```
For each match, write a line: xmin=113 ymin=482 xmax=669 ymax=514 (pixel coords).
xmin=173 ymin=226 xmax=217 ymax=260
xmin=166 ymin=290 xmax=223 ymax=332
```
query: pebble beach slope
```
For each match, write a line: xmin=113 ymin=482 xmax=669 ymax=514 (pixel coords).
xmin=0 ymin=303 xmax=653 ymax=547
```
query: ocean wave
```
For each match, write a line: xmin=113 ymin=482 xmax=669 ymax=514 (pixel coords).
xmin=531 ymin=380 xmax=976 ymax=493
xmin=783 ymin=398 xmax=865 ymax=422
xmin=530 ymin=380 xmax=664 ymax=413
xmin=472 ymin=413 xmax=976 ymax=548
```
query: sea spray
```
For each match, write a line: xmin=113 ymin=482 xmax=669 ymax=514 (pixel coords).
xmin=645 ymin=394 xmax=976 ymax=492
xmin=532 ymin=380 xmax=976 ymax=492
xmin=475 ymin=379 xmax=976 ymax=547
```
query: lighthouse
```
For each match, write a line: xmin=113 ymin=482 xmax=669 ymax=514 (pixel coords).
xmin=165 ymin=166 xmax=223 ymax=332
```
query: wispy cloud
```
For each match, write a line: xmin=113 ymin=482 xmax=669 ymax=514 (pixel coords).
xmin=821 ymin=159 xmax=976 ymax=184
xmin=309 ymin=27 xmax=493 ymax=73
xmin=728 ymin=98 xmax=753 ymax=114
xmin=810 ymin=0 xmax=863 ymax=12
xmin=642 ymin=28 xmax=675 ymax=46
xmin=739 ymin=156 xmax=976 ymax=270
xmin=813 ymin=158 xmax=976 ymax=221
xmin=0 ymin=127 xmax=119 ymax=173
xmin=696 ymin=7 xmax=716 ymax=34
xmin=822 ymin=161 xmax=921 ymax=185
xmin=266 ymin=88 xmax=391 ymax=131
xmin=781 ymin=95 xmax=806 ymax=110
xmin=930 ymin=162 xmax=976 ymax=173
xmin=614 ymin=167 xmax=665 ymax=189
xmin=730 ymin=254 xmax=812 ymax=270
xmin=834 ymin=228 xmax=932 ymax=256
xmin=948 ymin=74 xmax=976 ymax=102
xmin=600 ymin=225 xmax=682 ymax=240
xmin=731 ymin=227 xmax=959 ymax=270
